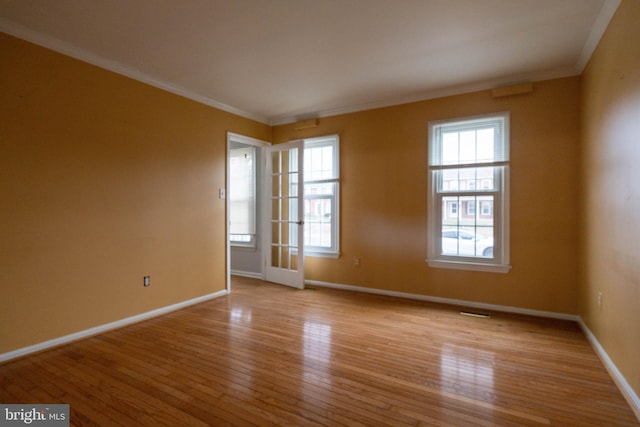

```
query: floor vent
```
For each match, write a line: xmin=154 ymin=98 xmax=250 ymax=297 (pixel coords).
xmin=460 ymin=311 xmax=491 ymax=319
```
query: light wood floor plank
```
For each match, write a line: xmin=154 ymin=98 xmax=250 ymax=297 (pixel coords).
xmin=1 ymin=276 xmax=638 ymax=426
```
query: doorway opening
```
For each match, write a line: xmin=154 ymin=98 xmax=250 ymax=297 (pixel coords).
xmin=226 ymin=133 xmax=269 ymax=291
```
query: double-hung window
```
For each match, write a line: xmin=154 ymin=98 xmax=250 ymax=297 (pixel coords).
xmin=229 ymin=145 xmax=256 ymax=246
xmin=302 ymin=135 xmax=340 ymax=257
xmin=427 ymin=112 xmax=510 ymax=273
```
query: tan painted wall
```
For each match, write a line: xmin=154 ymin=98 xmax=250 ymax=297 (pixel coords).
xmin=0 ymin=33 xmax=271 ymax=353
xmin=580 ymin=0 xmax=640 ymax=401
xmin=274 ymin=76 xmax=581 ymax=314
xmin=3 ymin=7 xmax=637 ymax=403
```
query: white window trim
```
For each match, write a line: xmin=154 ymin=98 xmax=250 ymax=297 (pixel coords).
xmin=426 ymin=112 xmax=511 ymax=273
xmin=302 ymin=135 xmax=340 ymax=258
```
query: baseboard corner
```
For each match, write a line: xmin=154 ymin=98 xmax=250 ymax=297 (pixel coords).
xmin=577 ymin=317 xmax=640 ymax=421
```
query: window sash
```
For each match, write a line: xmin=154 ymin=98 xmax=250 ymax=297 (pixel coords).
xmin=435 ymin=164 xmax=504 ymax=194
xmin=229 ymin=146 xmax=256 ymax=244
xmin=304 ymin=192 xmax=337 ymax=251
xmin=429 ymin=116 xmax=508 ymax=167
xmin=434 ymin=185 xmax=503 ymax=258
xmin=302 ymin=135 xmax=340 ymax=255
xmin=427 ymin=113 xmax=510 ymax=273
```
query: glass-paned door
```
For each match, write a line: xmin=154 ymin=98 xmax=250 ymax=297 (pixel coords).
xmin=264 ymin=141 xmax=304 ymax=288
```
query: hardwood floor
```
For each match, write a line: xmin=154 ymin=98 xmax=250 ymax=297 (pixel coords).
xmin=2 ymin=276 xmax=638 ymax=426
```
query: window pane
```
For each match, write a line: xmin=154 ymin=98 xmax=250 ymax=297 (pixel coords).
xmin=304 ymin=144 xmax=335 ymax=181
xmin=441 ymin=195 xmax=494 ymax=258
xmin=289 ymin=148 xmax=299 ymax=174
xmin=305 ymin=182 xmax=335 ymax=196
xmin=304 ymin=183 xmax=335 ymax=248
xmin=467 ymin=200 xmax=476 ymax=215
xmin=229 ymin=146 xmax=255 ymax=238
xmin=439 ymin=166 xmax=497 ymax=193
xmin=271 ymin=245 xmax=280 ymax=268
xmin=480 ymin=200 xmax=493 ymax=216
xmin=442 ymin=132 xmax=459 ymax=165
xmin=304 ymin=217 xmax=333 ymax=248
xmin=476 ymin=128 xmax=495 ymax=162
xmin=442 ymin=196 xmax=460 ymax=224
xmin=442 ymin=169 xmax=459 ymax=191
xmin=459 ymin=130 xmax=476 ymax=163
xmin=271 ymin=150 xmax=281 ymax=174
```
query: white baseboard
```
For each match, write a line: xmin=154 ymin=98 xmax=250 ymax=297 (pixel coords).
xmin=306 ymin=280 xmax=579 ymax=321
xmin=0 ymin=289 xmax=228 ymax=363
xmin=578 ymin=318 xmax=640 ymax=420
xmin=231 ymin=270 xmax=263 ymax=279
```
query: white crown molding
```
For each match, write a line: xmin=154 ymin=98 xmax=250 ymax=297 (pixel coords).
xmin=0 ymin=289 xmax=228 ymax=363
xmin=3 ymin=0 xmax=620 ymax=129
xmin=268 ymin=66 xmax=578 ymax=126
xmin=270 ymin=0 xmax=621 ymax=126
xmin=305 ymin=279 xmax=579 ymax=321
xmin=576 ymin=0 xmax=622 ymax=72
xmin=0 ymin=18 xmax=269 ymax=125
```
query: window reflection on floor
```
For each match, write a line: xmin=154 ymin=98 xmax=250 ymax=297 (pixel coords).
xmin=440 ymin=343 xmax=495 ymax=399
xmin=303 ymin=321 xmax=332 ymax=361
xmin=302 ymin=321 xmax=333 ymax=403
xmin=230 ymin=307 xmax=252 ymax=323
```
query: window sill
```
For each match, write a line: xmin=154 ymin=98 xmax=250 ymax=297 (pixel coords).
xmin=230 ymin=244 xmax=257 ymax=251
xmin=426 ymin=258 xmax=511 ymax=274
xmin=305 ymin=251 xmax=340 ymax=259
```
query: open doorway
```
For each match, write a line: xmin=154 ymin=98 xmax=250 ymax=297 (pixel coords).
xmin=227 ymin=133 xmax=340 ymax=291
xmin=226 ymin=133 xmax=269 ymax=291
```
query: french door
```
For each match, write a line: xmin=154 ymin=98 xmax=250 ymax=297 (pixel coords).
xmin=264 ymin=141 xmax=305 ymax=288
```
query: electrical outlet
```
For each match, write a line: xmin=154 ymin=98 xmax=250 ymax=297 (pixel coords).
xmin=144 ymin=276 xmax=151 ymax=287
xmin=353 ymin=257 xmax=360 ymax=267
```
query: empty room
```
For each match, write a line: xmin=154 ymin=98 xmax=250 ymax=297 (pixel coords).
xmin=1 ymin=0 xmax=639 ymax=425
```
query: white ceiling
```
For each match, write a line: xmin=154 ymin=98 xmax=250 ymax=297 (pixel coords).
xmin=0 ymin=0 xmax=620 ymax=125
